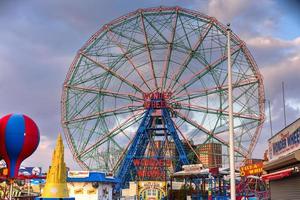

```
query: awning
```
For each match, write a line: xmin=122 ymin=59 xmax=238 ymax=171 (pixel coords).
xmin=261 ymin=168 xmax=294 ymax=181
xmin=264 ymin=149 xmax=300 ymax=171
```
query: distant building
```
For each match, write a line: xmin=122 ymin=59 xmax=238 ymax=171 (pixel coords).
xmin=197 ymin=143 xmax=222 ymax=168
xmin=146 ymin=140 xmax=174 ymax=157
xmin=145 ymin=140 xmax=195 ymax=173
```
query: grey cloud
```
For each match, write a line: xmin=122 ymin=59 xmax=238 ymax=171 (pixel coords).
xmin=207 ymin=0 xmax=253 ymax=23
xmin=199 ymin=0 xmax=300 ymax=159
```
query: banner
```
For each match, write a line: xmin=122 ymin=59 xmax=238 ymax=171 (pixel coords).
xmin=268 ymin=119 xmax=300 ymax=161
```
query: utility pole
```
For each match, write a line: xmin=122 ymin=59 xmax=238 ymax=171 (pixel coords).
xmin=282 ymin=82 xmax=287 ymax=127
xmin=268 ymin=100 xmax=273 ymax=137
xmin=227 ymin=23 xmax=236 ymax=200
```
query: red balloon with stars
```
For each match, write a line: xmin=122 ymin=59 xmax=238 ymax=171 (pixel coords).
xmin=0 ymin=114 xmax=40 ymax=178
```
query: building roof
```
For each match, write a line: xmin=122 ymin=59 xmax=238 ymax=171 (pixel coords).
xmin=171 ymin=167 xmax=235 ymax=178
xmin=67 ymin=171 xmax=119 ymax=183
xmin=268 ymin=117 xmax=300 ymax=141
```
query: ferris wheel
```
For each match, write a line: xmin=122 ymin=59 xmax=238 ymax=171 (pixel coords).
xmin=61 ymin=6 xmax=265 ymax=173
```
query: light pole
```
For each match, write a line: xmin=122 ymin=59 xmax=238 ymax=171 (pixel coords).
xmin=227 ymin=23 xmax=236 ymax=200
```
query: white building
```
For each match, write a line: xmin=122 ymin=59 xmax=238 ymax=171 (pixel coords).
xmin=67 ymin=171 xmax=118 ymax=200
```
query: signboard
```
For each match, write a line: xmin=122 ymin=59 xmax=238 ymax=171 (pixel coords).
xmin=133 ymin=159 xmax=171 ymax=180
xmin=19 ymin=167 xmax=42 ymax=176
xmin=138 ymin=181 xmax=166 ymax=200
xmin=133 ymin=159 xmax=171 ymax=167
xmin=139 ymin=181 xmax=165 ymax=188
xmin=268 ymin=118 xmax=300 ymax=161
xmin=240 ymin=162 xmax=263 ymax=176
xmin=68 ymin=171 xmax=90 ymax=178
xmin=143 ymin=92 xmax=171 ymax=108
xmin=182 ymin=164 xmax=203 ymax=172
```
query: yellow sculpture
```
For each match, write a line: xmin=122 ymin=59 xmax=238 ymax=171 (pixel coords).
xmin=41 ymin=134 xmax=70 ymax=198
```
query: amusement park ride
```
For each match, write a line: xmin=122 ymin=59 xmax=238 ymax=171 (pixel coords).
xmin=61 ymin=6 xmax=265 ymax=196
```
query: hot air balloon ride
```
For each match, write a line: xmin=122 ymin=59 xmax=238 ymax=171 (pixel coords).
xmin=0 ymin=113 xmax=40 ymax=178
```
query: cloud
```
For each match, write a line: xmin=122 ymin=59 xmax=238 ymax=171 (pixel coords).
xmin=207 ymin=0 xmax=251 ymax=23
xmin=287 ymin=98 xmax=300 ymax=113
xmin=201 ymin=0 xmax=279 ymax=37
xmin=259 ymin=40 xmax=300 ymax=98
xmin=200 ymin=0 xmax=300 ymax=158
xmin=251 ymin=35 xmax=300 ymax=157
xmin=247 ymin=36 xmax=300 ymax=49
xmin=23 ymin=135 xmax=80 ymax=170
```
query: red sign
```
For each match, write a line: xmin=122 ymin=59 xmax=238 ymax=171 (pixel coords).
xmin=133 ymin=159 xmax=171 ymax=179
xmin=143 ymin=92 xmax=172 ymax=109
xmin=143 ymin=92 xmax=172 ymax=100
xmin=137 ymin=169 xmax=166 ymax=178
xmin=133 ymin=159 xmax=171 ymax=167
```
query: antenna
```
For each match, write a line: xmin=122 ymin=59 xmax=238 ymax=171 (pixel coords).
xmin=282 ymin=82 xmax=287 ymax=127
xmin=268 ymin=100 xmax=273 ymax=137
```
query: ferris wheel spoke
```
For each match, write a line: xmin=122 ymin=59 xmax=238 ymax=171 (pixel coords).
xmin=80 ymin=137 xmax=123 ymax=164
xmin=112 ymin=135 xmax=134 ymax=173
xmin=77 ymin=110 xmax=145 ymax=159
xmin=177 ymin=14 xmax=192 ymax=49
xmin=177 ymin=102 xmax=260 ymax=121
xmin=65 ymin=84 xmax=143 ymax=103
xmin=80 ymin=52 xmax=145 ymax=94
xmin=222 ymin=81 xmax=258 ymax=115
xmin=143 ymin=15 xmax=169 ymax=44
xmin=107 ymin=30 xmax=152 ymax=91
xmin=172 ymin=45 xmax=242 ymax=95
xmin=173 ymin=122 xmax=203 ymax=164
xmin=173 ymin=78 xmax=258 ymax=102
xmin=167 ymin=20 xmax=213 ymax=92
xmin=108 ymin=137 xmax=123 ymax=150
xmin=109 ymin=28 xmax=145 ymax=46
xmin=64 ymin=103 xmax=143 ymax=124
xmin=161 ymin=10 xmax=179 ymax=91
xmin=236 ymin=121 xmax=259 ymax=142
xmin=214 ymin=117 xmax=259 ymax=136
xmin=140 ymin=12 xmax=158 ymax=90
xmin=78 ymin=117 xmax=104 ymax=153
xmin=172 ymin=109 xmax=247 ymax=157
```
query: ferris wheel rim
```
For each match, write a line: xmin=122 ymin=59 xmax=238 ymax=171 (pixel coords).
xmin=61 ymin=6 xmax=265 ymax=171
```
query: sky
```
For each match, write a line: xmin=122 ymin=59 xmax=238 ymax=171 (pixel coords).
xmin=0 ymin=0 xmax=299 ymax=171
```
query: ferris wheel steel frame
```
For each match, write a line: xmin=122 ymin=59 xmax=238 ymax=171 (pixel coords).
xmin=115 ymin=107 xmax=190 ymax=190
xmin=61 ymin=6 xmax=265 ymax=175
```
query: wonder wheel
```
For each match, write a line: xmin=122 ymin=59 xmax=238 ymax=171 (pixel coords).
xmin=61 ymin=7 xmax=265 ymax=175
